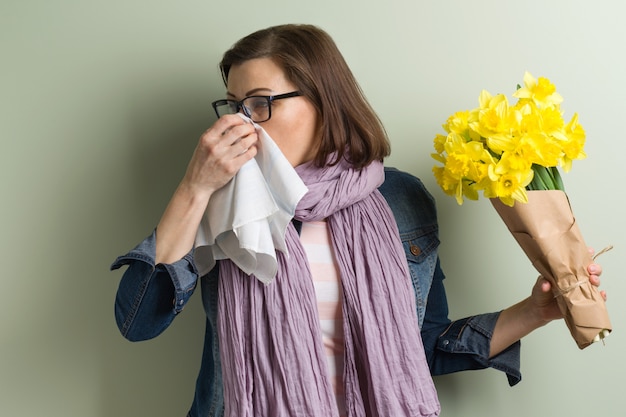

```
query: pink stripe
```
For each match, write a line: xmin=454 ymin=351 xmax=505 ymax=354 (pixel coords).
xmin=324 ymin=339 xmax=345 ymax=355
xmin=309 ymin=262 xmax=340 ymax=281
xmin=317 ymin=302 xmax=342 ymax=320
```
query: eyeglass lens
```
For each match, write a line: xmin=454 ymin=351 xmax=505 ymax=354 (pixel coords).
xmin=215 ymin=97 xmax=271 ymax=122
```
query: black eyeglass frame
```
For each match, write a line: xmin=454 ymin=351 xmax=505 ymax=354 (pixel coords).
xmin=211 ymin=91 xmax=302 ymax=123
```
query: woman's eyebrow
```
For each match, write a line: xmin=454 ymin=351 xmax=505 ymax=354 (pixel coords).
xmin=226 ymin=87 xmax=273 ymax=99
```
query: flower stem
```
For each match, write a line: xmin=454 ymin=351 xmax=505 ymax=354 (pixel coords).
xmin=528 ymin=165 xmax=565 ymax=191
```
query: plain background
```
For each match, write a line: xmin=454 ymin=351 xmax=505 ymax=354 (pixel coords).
xmin=2 ymin=1 xmax=623 ymax=416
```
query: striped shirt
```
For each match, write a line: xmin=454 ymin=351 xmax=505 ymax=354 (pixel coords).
xmin=300 ymin=220 xmax=346 ymax=417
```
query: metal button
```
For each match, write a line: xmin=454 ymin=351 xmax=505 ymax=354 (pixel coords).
xmin=410 ymin=245 xmax=421 ymax=256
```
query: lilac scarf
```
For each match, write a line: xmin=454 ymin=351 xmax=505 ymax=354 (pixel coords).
xmin=218 ymin=158 xmax=440 ymax=417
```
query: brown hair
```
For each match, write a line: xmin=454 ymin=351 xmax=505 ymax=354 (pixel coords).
xmin=219 ymin=24 xmax=390 ymax=168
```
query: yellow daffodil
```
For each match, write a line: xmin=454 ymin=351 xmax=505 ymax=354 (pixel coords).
xmin=513 ymin=71 xmax=563 ymax=108
xmin=444 ymin=110 xmax=472 ymax=135
xmin=560 ymin=113 xmax=587 ymax=172
xmin=487 ymin=162 xmax=533 ymax=206
xmin=432 ymin=73 xmax=586 ymax=205
xmin=472 ymin=92 xmax=513 ymax=138
xmin=433 ymin=133 xmax=448 ymax=155
xmin=497 ymin=150 xmax=533 ymax=173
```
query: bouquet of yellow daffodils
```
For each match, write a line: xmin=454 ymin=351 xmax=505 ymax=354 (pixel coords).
xmin=432 ymin=72 xmax=611 ymax=349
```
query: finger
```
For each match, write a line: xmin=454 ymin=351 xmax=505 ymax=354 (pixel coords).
xmin=535 ymin=276 xmax=552 ymax=293
xmin=588 ymin=263 xmax=602 ymax=276
xmin=236 ymin=142 xmax=258 ymax=162
xmin=219 ymin=124 xmax=246 ymax=142
xmin=224 ymin=127 xmax=257 ymax=158
xmin=221 ymin=123 xmax=257 ymax=148
xmin=197 ymin=117 xmax=246 ymax=152
xmin=232 ymin=132 xmax=259 ymax=157
xmin=210 ymin=114 xmax=249 ymax=140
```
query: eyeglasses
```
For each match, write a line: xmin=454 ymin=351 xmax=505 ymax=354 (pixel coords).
xmin=211 ymin=91 xmax=302 ymax=123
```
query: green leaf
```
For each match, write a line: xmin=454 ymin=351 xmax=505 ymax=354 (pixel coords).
xmin=527 ymin=165 xmax=566 ymax=191
xmin=549 ymin=166 xmax=565 ymax=191
xmin=528 ymin=165 xmax=555 ymax=190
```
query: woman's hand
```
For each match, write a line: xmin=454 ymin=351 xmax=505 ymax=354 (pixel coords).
xmin=180 ymin=114 xmax=259 ymax=199
xmin=529 ymin=257 xmax=605 ymax=325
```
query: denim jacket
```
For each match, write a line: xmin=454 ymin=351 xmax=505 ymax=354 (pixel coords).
xmin=111 ymin=167 xmax=522 ymax=417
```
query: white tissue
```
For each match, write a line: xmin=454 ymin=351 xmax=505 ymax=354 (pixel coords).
xmin=194 ymin=115 xmax=308 ymax=284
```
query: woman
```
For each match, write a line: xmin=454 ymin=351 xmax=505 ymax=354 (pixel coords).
xmin=111 ymin=24 xmax=604 ymax=417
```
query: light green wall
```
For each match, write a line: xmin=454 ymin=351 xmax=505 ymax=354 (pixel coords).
xmin=2 ymin=1 xmax=623 ymax=416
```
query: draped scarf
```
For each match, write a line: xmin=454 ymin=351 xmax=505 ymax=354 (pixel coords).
xmin=217 ymin=158 xmax=440 ymax=417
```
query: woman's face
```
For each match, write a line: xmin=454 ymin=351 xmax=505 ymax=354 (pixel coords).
xmin=226 ymin=57 xmax=320 ymax=167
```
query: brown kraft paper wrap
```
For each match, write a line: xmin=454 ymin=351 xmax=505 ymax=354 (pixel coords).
xmin=490 ymin=189 xmax=611 ymax=349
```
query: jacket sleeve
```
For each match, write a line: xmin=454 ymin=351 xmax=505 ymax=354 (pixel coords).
xmin=110 ymin=230 xmax=199 ymax=341
xmin=420 ymin=258 xmax=522 ymax=386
